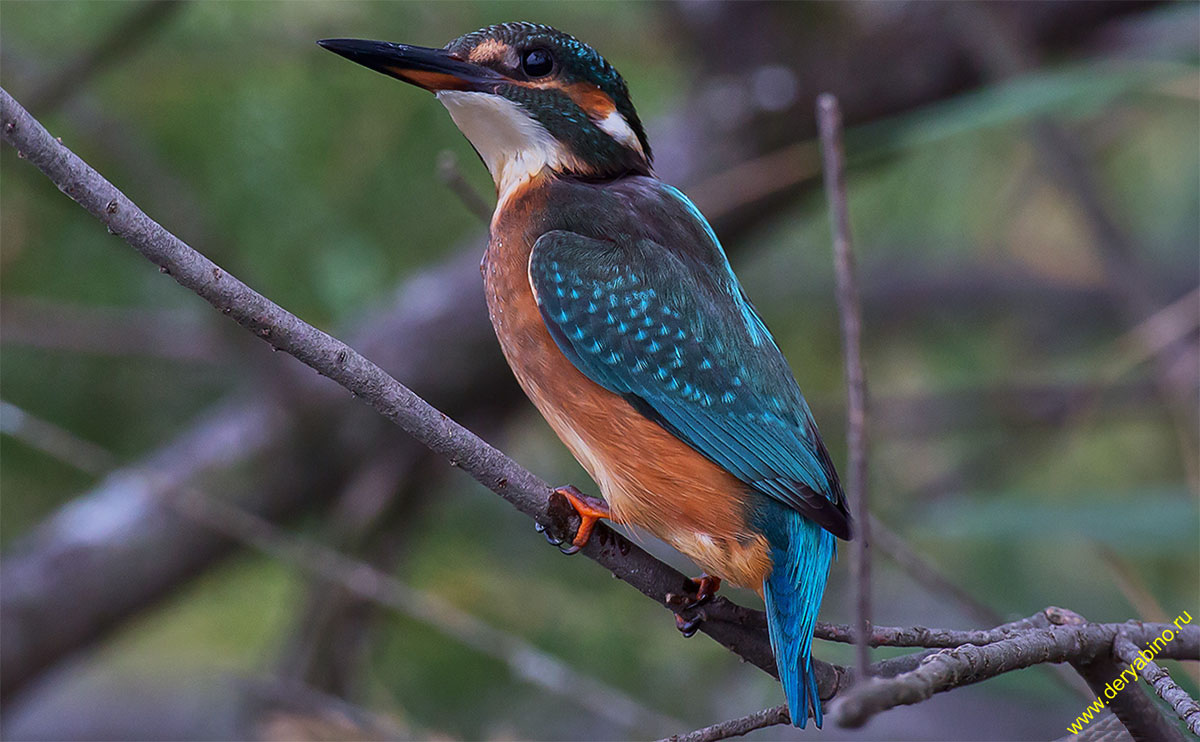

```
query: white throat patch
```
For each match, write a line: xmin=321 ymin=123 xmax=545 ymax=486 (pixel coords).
xmin=435 ymin=91 xmax=580 ymax=210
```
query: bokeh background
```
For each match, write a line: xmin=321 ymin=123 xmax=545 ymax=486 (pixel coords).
xmin=1 ymin=2 xmax=1197 ymax=740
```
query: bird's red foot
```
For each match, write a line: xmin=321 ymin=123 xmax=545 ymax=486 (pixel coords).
xmin=669 ymin=574 xmax=722 ymax=637
xmin=544 ymin=485 xmax=610 ymax=555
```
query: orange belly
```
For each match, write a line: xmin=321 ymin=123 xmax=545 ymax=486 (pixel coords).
xmin=483 ymin=183 xmax=771 ymax=590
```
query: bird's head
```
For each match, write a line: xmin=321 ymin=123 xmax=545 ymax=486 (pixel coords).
xmin=320 ymin=23 xmax=652 ymax=202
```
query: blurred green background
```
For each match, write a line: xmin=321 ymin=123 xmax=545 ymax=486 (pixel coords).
xmin=1 ymin=2 xmax=1197 ymax=740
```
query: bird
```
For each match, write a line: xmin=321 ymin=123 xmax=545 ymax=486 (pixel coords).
xmin=319 ymin=23 xmax=852 ymax=728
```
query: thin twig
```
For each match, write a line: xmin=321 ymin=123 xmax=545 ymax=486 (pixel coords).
xmin=868 ymin=515 xmax=1001 ymax=626
xmin=815 ymin=611 xmax=1194 ymax=656
xmin=817 ymin=92 xmax=872 ymax=681
xmin=816 ymin=618 xmax=1045 ymax=649
xmin=436 ymin=150 xmax=493 ymax=223
xmin=656 ymin=705 xmax=789 ymax=742
xmin=0 ymin=400 xmax=117 ymax=474
xmin=1114 ymin=631 xmax=1200 ymax=735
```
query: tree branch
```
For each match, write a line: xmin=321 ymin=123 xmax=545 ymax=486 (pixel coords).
xmin=818 ymin=92 xmax=872 ymax=680
xmin=1071 ymin=644 xmax=1187 ymax=742
xmin=828 ymin=607 xmax=1198 ymax=729
xmin=1114 ymin=631 xmax=1200 ymax=735
xmin=657 ymin=704 xmax=790 ymax=742
xmin=5 ymin=81 xmax=1193 ymax=737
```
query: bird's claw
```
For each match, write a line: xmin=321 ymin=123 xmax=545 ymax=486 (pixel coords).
xmin=541 ymin=484 xmax=610 ymax=554
xmin=534 ymin=520 xmax=573 ymax=550
xmin=674 ymin=610 xmax=707 ymax=637
xmin=669 ymin=574 xmax=722 ymax=637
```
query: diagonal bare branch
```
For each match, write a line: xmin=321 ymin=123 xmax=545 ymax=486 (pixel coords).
xmin=0 ymin=82 xmax=786 ymax=691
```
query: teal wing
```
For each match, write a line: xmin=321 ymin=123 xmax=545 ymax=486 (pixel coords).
xmin=529 ymin=229 xmax=851 ymax=540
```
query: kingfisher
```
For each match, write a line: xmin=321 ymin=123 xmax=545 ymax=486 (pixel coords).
xmin=319 ymin=23 xmax=851 ymax=728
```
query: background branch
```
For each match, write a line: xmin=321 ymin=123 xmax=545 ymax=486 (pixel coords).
xmin=167 ymin=479 xmax=682 ymax=733
xmin=23 ymin=0 xmax=184 ymax=115
xmin=436 ymin=150 xmax=492 ymax=223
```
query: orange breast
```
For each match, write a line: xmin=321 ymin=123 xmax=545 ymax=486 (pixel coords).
xmin=483 ymin=180 xmax=771 ymax=591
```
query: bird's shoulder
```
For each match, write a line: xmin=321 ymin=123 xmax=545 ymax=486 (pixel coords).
xmin=540 ymin=175 xmax=725 ymax=269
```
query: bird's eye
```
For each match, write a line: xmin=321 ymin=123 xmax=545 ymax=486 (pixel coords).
xmin=521 ymin=48 xmax=554 ymax=78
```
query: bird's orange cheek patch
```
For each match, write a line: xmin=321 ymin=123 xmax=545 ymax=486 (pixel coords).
xmin=519 ymin=79 xmax=616 ymax=121
xmin=562 ymin=82 xmax=617 ymax=120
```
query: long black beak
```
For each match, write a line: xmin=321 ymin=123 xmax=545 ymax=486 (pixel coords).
xmin=318 ymin=38 xmax=504 ymax=92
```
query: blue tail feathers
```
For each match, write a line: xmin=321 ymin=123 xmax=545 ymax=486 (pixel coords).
xmin=762 ymin=508 xmax=836 ymax=728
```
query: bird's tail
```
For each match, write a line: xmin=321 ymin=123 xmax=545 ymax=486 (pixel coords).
xmin=762 ymin=509 xmax=836 ymax=728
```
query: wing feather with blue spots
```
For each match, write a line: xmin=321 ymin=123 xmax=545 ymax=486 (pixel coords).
xmin=528 ymin=229 xmax=850 ymax=539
